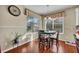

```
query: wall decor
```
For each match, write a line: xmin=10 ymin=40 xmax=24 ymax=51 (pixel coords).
xmin=24 ymin=8 xmax=27 ymax=15
xmin=8 ymin=5 xmax=21 ymax=16
xmin=24 ymin=8 xmax=29 ymax=15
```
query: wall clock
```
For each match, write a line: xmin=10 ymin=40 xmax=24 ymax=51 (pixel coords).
xmin=8 ymin=5 xmax=21 ymax=16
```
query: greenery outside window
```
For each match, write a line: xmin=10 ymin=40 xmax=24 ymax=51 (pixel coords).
xmin=27 ymin=16 xmax=40 ymax=32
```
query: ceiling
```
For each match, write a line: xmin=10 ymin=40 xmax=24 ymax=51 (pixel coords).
xmin=25 ymin=5 xmax=77 ymax=15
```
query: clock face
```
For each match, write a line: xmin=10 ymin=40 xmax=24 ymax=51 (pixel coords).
xmin=8 ymin=5 xmax=21 ymax=16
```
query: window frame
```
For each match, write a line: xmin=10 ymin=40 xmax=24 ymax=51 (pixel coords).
xmin=44 ymin=17 xmax=64 ymax=34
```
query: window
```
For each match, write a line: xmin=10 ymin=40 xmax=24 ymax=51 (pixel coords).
xmin=27 ymin=16 xmax=40 ymax=32
xmin=46 ymin=20 xmax=53 ymax=31
xmin=45 ymin=17 xmax=64 ymax=34
xmin=54 ymin=17 xmax=64 ymax=33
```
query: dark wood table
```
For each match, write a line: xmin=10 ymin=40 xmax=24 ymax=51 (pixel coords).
xmin=43 ymin=31 xmax=56 ymax=35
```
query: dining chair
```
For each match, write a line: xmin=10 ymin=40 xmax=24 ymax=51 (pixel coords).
xmin=74 ymin=34 xmax=79 ymax=53
xmin=38 ymin=30 xmax=45 ymax=51
xmin=73 ymin=34 xmax=79 ymax=53
xmin=50 ymin=31 xmax=59 ymax=53
xmin=44 ymin=34 xmax=50 ymax=50
xmin=75 ymin=39 xmax=79 ymax=53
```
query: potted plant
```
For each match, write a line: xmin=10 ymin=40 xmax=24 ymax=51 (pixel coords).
xmin=12 ymin=32 xmax=22 ymax=45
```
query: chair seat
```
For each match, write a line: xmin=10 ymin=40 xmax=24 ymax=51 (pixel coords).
xmin=49 ymin=33 xmax=57 ymax=38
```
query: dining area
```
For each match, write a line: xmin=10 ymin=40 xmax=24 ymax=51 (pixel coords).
xmin=0 ymin=5 xmax=78 ymax=53
xmin=0 ymin=0 xmax=79 ymax=59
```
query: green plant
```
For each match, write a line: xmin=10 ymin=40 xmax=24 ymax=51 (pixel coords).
xmin=12 ymin=32 xmax=22 ymax=45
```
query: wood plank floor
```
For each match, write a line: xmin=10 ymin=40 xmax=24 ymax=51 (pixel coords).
xmin=6 ymin=39 xmax=77 ymax=53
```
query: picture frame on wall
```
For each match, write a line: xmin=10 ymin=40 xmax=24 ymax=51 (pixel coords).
xmin=24 ymin=8 xmax=29 ymax=15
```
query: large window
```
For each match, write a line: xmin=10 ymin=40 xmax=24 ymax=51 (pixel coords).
xmin=45 ymin=17 xmax=64 ymax=34
xmin=27 ymin=16 xmax=40 ymax=32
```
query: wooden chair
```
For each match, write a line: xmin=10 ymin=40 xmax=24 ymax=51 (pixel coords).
xmin=75 ymin=39 xmax=79 ymax=53
xmin=50 ymin=31 xmax=59 ymax=52
xmin=38 ymin=30 xmax=50 ymax=51
xmin=44 ymin=34 xmax=50 ymax=50
xmin=38 ymin=30 xmax=45 ymax=51
xmin=73 ymin=34 xmax=79 ymax=53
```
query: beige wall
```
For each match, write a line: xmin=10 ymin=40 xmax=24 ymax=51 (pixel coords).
xmin=0 ymin=5 xmax=41 ymax=52
xmin=0 ymin=5 xmax=27 ymax=51
xmin=64 ymin=7 xmax=76 ymax=41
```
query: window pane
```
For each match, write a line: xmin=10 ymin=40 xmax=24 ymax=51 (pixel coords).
xmin=54 ymin=23 xmax=63 ymax=33
xmin=54 ymin=17 xmax=64 ymax=33
xmin=27 ymin=16 xmax=39 ymax=32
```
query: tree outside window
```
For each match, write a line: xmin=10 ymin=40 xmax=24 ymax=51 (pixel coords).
xmin=27 ymin=16 xmax=40 ymax=32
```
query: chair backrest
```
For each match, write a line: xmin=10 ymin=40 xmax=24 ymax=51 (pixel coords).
xmin=74 ymin=34 xmax=79 ymax=52
xmin=76 ymin=39 xmax=79 ymax=45
xmin=38 ymin=30 xmax=44 ymax=38
xmin=73 ymin=34 xmax=79 ymax=46
xmin=75 ymin=39 xmax=79 ymax=52
xmin=38 ymin=30 xmax=45 ymax=42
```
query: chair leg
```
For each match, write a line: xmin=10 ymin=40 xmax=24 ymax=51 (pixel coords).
xmin=56 ymin=45 xmax=58 ymax=53
xmin=77 ymin=47 xmax=79 ymax=53
xmin=56 ymin=40 xmax=59 ymax=53
xmin=39 ymin=43 xmax=44 ymax=52
xmin=48 ymin=42 xmax=50 ymax=48
xmin=49 ymin=39 xmax=52 ymax=47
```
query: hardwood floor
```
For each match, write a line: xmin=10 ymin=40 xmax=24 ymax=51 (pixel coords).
xmin=6 ymin=39 xmax=77 ymax=53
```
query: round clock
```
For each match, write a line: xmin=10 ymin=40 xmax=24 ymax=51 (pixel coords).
xmin=8 ymin=5 xmax=21 ymax=16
